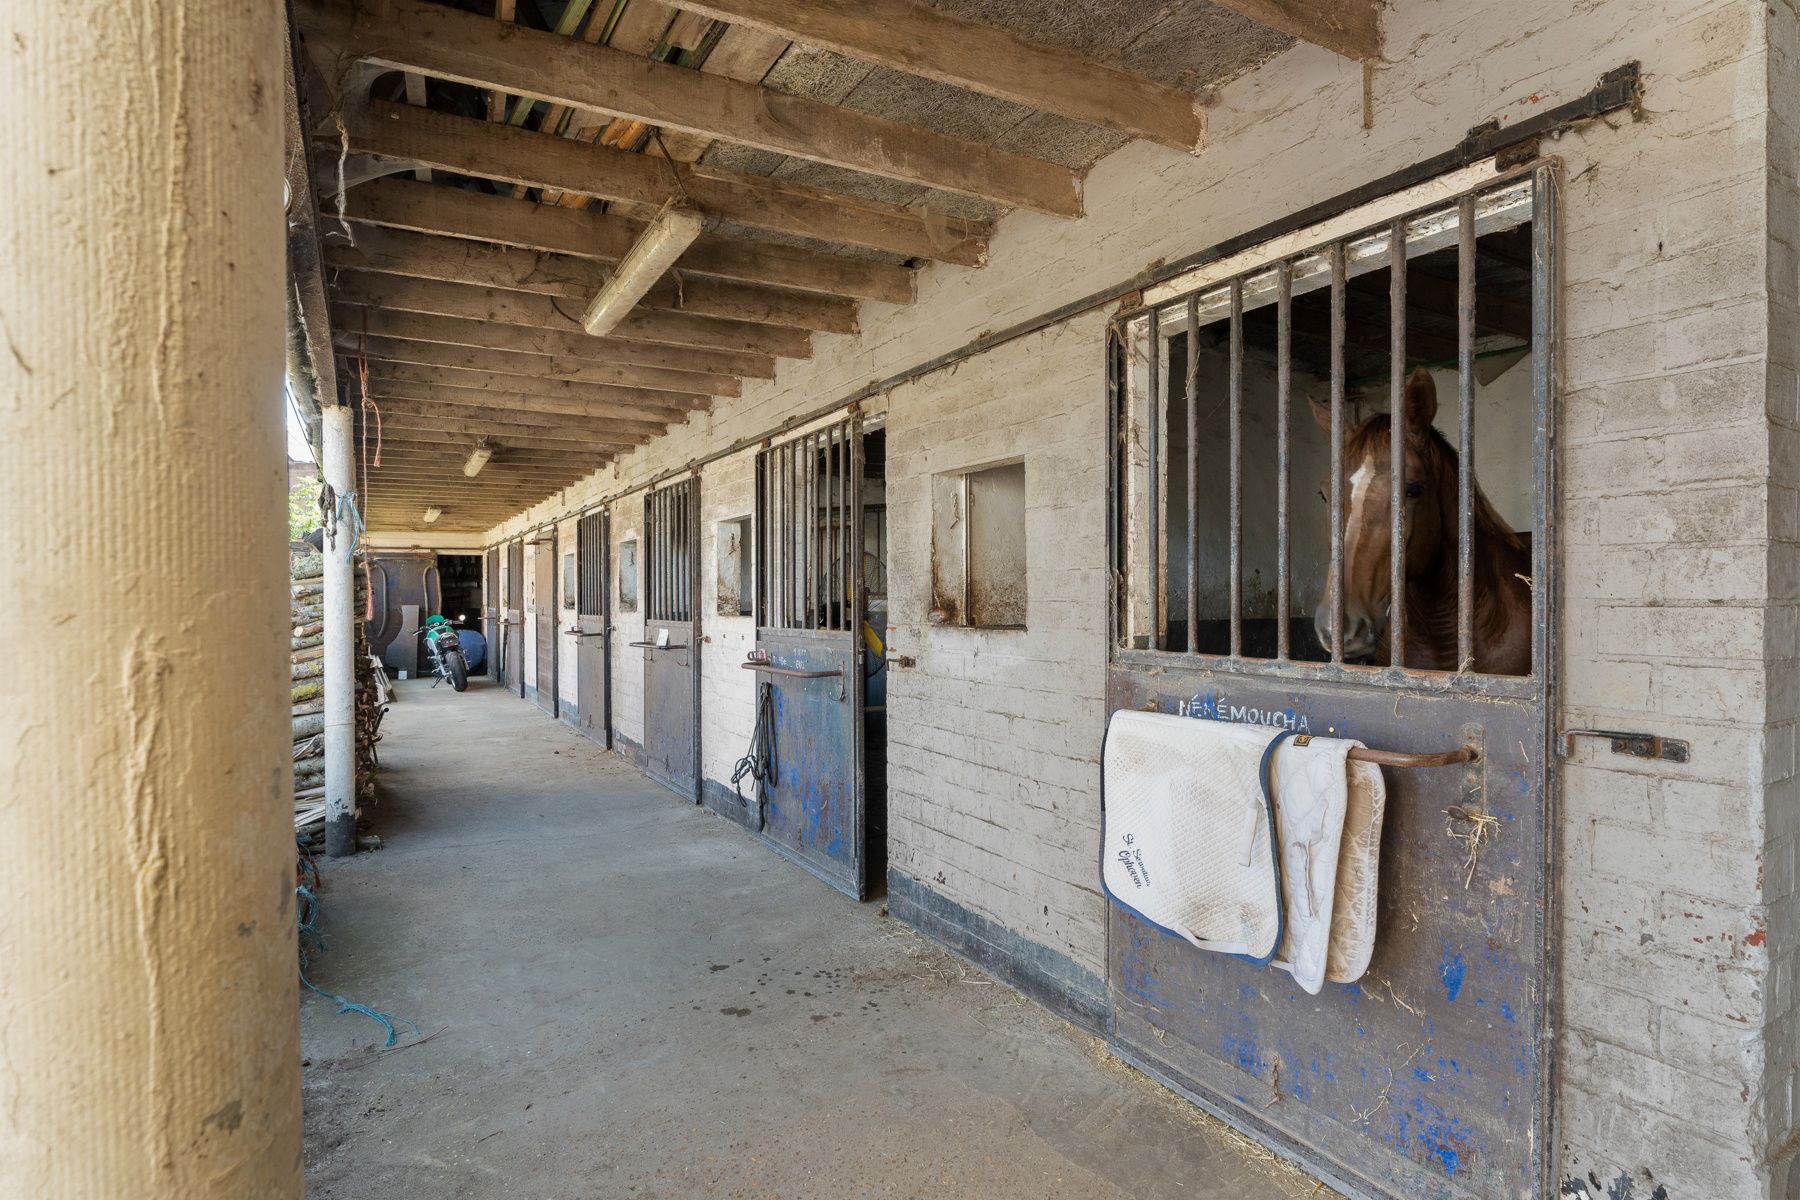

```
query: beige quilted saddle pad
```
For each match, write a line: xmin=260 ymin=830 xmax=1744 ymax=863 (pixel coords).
xmin=1326 ymin=758 xmax=1387 ymax=985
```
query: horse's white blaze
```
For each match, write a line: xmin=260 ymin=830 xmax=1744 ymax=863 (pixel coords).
xmin=1341 ymin=451 xmax=1387 ymax=635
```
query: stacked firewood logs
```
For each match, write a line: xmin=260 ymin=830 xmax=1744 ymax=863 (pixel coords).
xmin=291 ymin=549 xmax=384 ymax=850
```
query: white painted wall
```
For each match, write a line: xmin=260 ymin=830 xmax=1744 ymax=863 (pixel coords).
xmin=465 ymin=1 xmax=1788 ymax=1193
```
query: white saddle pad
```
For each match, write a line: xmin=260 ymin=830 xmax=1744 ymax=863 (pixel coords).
xmin=1101 ymin=711 xmax=1291 ymax=962
xmin=1268 ymin=735 xmax=1356 ymax=995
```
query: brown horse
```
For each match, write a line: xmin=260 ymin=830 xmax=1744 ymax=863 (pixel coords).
xmin=1310 ymin=367 xmax=1532 ymax=675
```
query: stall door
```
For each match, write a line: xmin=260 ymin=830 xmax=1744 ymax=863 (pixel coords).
xmin=575 ymin=509 xmax=611 ymax=745
xmin=638 ymin=479 xmax=699 ymax=799
xmin=752 ymin=420 xmax=866 ymax=898
xmin=534 ymin=531 xmax=558 ymax=716
xmin=483 ymin=547 xmax=500 ymax=680
xmin=1104 ymin=171 xmax=1554 ymax=1199
xmin=504 ymin=540 xmax=524 ymax=697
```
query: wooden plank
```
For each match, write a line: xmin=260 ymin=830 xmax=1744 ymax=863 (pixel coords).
xmin=347 ymin=332 xmax=737 ymax=399
xmin=402 ymin=74 xmax=432 ymax=179
xmin=363 ymin=379 xmax=690 ymax=423
xmin=373 ymin=423 xmax=642 ymax=453
xmin=369 ymin=416 xmax=637 ymax=452
xmin=331 ymin=301 xmax=777 ymax=379
xmin=373 ymin=448 xmax=604 ymax=469
xmin=373 ymin=404 xmax=644 ymax=437
xmin=558 ymin=0 xmax=677 ymax=200
xmin=344 ymin=177 xmax=911 ymax=304
xmin=331 ymin=272 xmax=812 ymax=358
xmin=649 ymin=23 xmax=789 ymax=164
xmin=372 ymin=458 xmax=599 ymax=480
xmin=300 ymin=0 xmax=1080 ymax=213
xmin=366 ymin=360 xmax=699 ymax=416
xmin=520 ymin=0 xmax=622 ymax=201
xmin=368 ymin=395 xmax=670 ymax=431
xmin=487 ymin=0 xmax=517 ymax=121
xmin=670 ymin=0 xmax=1204 ymax=150
xmin=348 ymin=107 xmax=978 ymax=273
xmin=363 ymin=465 xmax=587 ymax=484
xmin=1209 ymin=0 xmax=1380 ymax=60
xmin=365 ymin=387 xmax=681 ymax=432
xmin=326 ymin=224 xmax=858 ymax=333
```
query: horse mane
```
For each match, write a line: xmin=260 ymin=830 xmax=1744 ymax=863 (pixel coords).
xmin=1344 ymin=413 xmax=1525 ymax=553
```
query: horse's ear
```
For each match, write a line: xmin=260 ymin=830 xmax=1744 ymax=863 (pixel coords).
xmin=1309 ymin=396 xmax=1333 ymax=435
xmin=1403 ymin=366 xmax=1437 ymax=439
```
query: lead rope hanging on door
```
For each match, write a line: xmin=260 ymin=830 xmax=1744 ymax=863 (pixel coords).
xmin=731 ymin=680 xmax=778 ymax=809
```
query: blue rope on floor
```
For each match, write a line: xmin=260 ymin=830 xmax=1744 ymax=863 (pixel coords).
xmin=296 ymin=858 xmax=412 ymax=1047
xmin=299 ymin=968 xmax=407 ymax=1047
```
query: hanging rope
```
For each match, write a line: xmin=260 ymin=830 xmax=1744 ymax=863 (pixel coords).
xmin=357 ymin=317 xmax=380 ymax=618
xmin=731 ymin=680 xmax=778 ymax=809
xmin=650 ymin=128 xmax=696 ymax=209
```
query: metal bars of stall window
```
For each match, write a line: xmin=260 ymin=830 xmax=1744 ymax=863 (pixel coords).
xmin=756 ymin=419 xmax=860 ymax=633
xmin=1121 ymin=175 xmax=1540 ymax=680
xmin=577 ymin=510 xmax=605 ymax=615
xmin=1388 ymin=215 xmax=1409 ymax=668
xmin=645 ymin=479 xmax=694 ymax=623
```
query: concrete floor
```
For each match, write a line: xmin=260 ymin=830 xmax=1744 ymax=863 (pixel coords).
xmin=300 ymin=678 xmax=1328 ymax=1199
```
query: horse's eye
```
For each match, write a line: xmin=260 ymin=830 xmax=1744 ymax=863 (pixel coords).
xmin=1405 ymin=481 xmax=1426 ymax=500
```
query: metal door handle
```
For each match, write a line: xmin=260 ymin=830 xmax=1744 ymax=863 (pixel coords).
xmin=1292 ymin=733 xmax=1478 ymax=767
xmin=742 ymin=661 xmax=846 ymax=700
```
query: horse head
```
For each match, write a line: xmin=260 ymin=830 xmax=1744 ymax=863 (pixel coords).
xmin=1310 ymin=367 xmax=1452 ymax=661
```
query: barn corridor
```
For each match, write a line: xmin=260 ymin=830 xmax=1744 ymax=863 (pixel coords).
xmin=298 ymin=681 xmax=1323 ymax=1200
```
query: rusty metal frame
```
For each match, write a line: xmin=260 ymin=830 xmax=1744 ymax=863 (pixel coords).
xmin=1109 ymin=164 xmax=1549 ymax=697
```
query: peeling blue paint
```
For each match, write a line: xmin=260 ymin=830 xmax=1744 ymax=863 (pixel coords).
xmin=1441 ymin=951 xmax=1467 ymax=1003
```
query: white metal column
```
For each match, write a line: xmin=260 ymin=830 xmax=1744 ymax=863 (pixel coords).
xmin=321 ymin=402 xmax=358 ymax=857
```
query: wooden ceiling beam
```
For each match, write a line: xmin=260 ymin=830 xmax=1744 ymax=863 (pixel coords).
xmin=345 ymin=333 xmax=737 ymax=400
xmin=367 ymin=474 xmax=591 ymax=494
xmin=300 ymin=0 xmax=1081 ymax=214
xmin=373 ymin=439 xmax=609 ymax=463
xmin=670 ymin=0 xmax=1204 ymax=151
xmin=364 ymin=380 xmax=683 ymax=425
xmin=344 ymin=177 xmax=920 ymax=301
xmin=365 ymin=359 xmax=701 ymax=417
xmin=333 ymin=272 xmax=811 ymax=359
xmin=362 ymin=470 xmax=581 ymax=488
xmin=364 ymin=396 xmax=662 ymax=435
xmin=368 ymin=420 xmax=629 ymax=455
xmin=327 ymin=225 xmax=858 ymax=334
xmin=371 ymin=455 xmax=600 ymax=479
xmin=1208 ymin=0 xmax=1381 ymax=60
xmin=346 ymin=105 xmax=971 ymax=276
xmin=332 ymin=303 xmax=776 ymax=379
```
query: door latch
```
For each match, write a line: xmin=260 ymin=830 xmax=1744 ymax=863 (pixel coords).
xmin=1558 ymin=728 xmax=1689 ymax=763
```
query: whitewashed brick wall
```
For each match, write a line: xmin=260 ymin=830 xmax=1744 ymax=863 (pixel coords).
xmin=475 ymin=0 xmax=1786 ymax=1193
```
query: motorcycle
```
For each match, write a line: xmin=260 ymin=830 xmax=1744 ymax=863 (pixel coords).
xmin=420 ymin=614 xmax=469 ymax=692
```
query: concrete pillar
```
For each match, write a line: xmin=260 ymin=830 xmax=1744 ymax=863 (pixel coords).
xmin=0 ymin=3 xmax=301 ymax=1198
xmin=321 ymin=402 xmax=358 ymax=857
